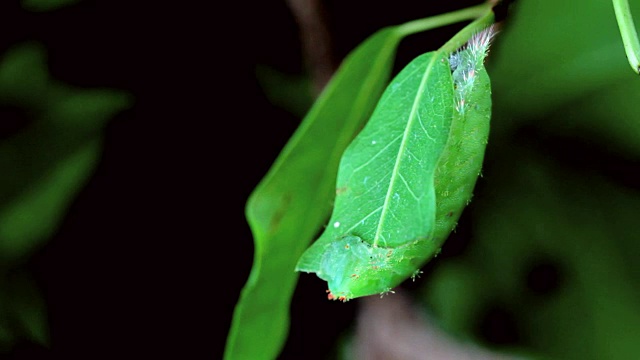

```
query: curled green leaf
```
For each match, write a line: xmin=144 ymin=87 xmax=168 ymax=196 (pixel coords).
xmin=296 ymin=26 xmax=496 ymax=301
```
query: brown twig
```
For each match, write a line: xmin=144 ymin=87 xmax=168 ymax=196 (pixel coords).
xmin=285 ymin=0 xmax=337 ymax=95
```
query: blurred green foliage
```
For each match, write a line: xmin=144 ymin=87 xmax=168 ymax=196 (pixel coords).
xmin=3 ymin=0 xmax=126 ymax=348
xmin=21 ymin=0 xmax=81 ymax=12
xmin=0 ymin=39 xmax=131 ymax=354
xmin=418 ymin=0 xmax=640 ymax=359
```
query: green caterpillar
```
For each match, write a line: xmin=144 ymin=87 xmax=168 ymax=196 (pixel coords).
xmin=296 ymin=26 xmax=496 ymax=301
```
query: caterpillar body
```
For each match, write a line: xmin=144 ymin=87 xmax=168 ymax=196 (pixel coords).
xmin=296 ymin=26 xmax=497 ymax=301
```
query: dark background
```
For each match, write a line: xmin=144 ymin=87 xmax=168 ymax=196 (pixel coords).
xmin=0 ymin=1 xmax=494 ymax=359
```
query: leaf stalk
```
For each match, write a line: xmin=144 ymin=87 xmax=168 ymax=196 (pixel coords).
xmin=613 ymin=0 xmax=640 ymax=74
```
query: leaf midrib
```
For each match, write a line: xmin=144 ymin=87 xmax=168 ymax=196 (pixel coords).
xmin=372 ymin=53 xmax=441 ymax=248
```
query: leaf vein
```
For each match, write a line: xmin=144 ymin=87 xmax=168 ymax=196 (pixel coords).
xmin=351 ymin=134 xmax=403 ymax=174
xmin=398 ymin=172 xmax=420 ymax=201
xmin=373 ymin=53 xmax=440 ymax=247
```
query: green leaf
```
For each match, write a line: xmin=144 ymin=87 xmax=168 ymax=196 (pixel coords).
xmin=21 ymin=0 xmax=81 ymax=12
xmin=225 ymin=26 xmax=406 ymax=360
xmin=0 ymin=43 xmax=129 ymax=350
xmin=0 ymin=42 xmax=130 ymax=352
xmin=296 ymin=23 xmax=495 ymax=301
xmin=3 ymin=270 xmax=49 ymax=349
xmin=532 ymin=76 xmax=640 ymax=157
xmin=295 ymin=51 xmax=455 ymax=299
xmin=0 ymin=270 xmax=50 ymax=352
xmin=0 ymin=139 xmax=103 ymax=262
xmin=0 ymin=43 xmax=48 ymax=106
xmin=0 ymin=43 xmax=132 ymax=264
xmin=254 ymin=65 xmax=314 ymax=118
xmin=226 ymin=5 xmax=495 ymax=358
xmin=488 ymin=0 xmax=637 ymax=138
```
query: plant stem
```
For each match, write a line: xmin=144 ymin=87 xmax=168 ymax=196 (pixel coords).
xmin=397 ymin=2 xmax=494 ymax=42
xmin=286 ymin=0 xmax=336 ymax=94
xmin=439 ymin=6 xmax=495 ymax=54
xmin=612 ymin=0 xmax=640 ymax=74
